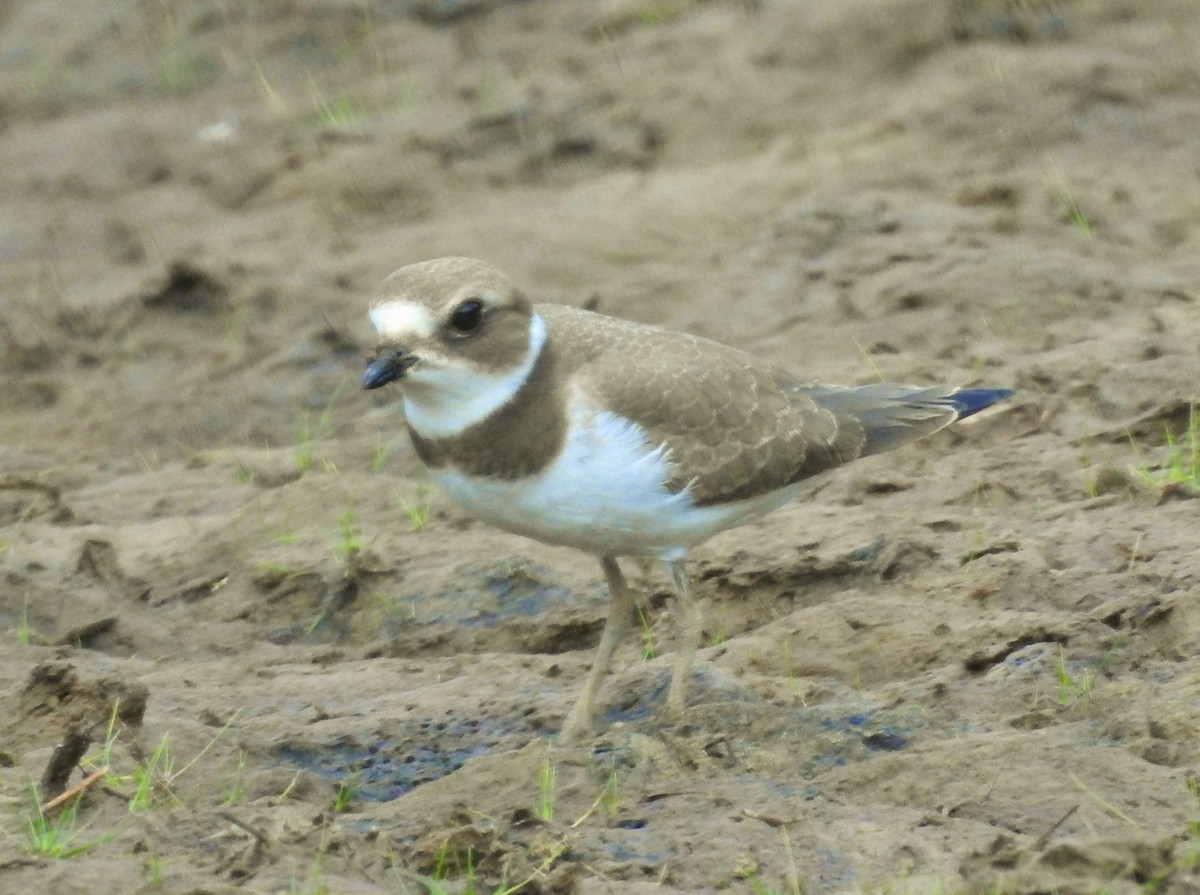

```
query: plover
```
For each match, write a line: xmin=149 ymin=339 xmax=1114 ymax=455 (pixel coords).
xmin=363 ymin=257 xmax=1011 ymax=742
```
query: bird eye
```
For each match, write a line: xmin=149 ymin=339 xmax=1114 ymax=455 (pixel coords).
xmin=449 ymin=299 xmax=484 ymax=333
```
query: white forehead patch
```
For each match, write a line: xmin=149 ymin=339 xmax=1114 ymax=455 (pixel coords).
xmin=369 ymin=300 xmax=437 ymax=340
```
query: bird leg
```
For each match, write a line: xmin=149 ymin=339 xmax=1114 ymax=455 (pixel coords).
xmin=560 ymin=555 xmax=634 ymax=743
xmin=667 ymin=558 xmax=703 ymax=719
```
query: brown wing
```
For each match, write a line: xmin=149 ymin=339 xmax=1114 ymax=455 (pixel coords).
xmin=537 ymin=305 xmax=867 ymax=507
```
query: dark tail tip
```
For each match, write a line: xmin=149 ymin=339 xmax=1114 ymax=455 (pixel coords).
xmin=951 ymin=388 xmax=1014 ymax=419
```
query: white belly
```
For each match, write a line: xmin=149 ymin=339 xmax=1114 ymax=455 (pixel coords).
xmin=425 ymin=405 xmax=797 ymax=559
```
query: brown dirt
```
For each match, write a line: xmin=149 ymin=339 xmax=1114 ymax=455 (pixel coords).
xmin=2 ymin=1 xmax=1200 ymax=893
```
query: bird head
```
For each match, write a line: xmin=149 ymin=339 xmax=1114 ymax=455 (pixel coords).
xmin=363 ymin=257 xmax=545 ymax=439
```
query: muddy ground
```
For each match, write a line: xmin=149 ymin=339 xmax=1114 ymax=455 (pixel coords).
xmin=2 ymin=1 xmax=1200 ymax=892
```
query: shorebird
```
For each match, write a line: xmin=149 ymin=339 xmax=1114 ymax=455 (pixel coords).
xmin=362 ymin=257 xmax=1011 ymax=742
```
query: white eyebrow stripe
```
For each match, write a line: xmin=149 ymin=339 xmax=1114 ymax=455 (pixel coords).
xmin=369 ymin=300 xmax=437 ymax=340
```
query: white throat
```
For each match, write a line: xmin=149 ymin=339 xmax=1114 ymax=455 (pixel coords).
xmin=402 ymin=313 xmax=547 ymax=439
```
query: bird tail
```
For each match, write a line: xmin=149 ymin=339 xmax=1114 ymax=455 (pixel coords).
xmin=947 ymin=388 xmax=1014 ymax=420
xmin=804 ymin=384 xmax=1013 ymax=457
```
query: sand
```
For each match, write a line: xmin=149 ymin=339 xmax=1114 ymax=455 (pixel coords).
xmin=2 ymin=1 xmax=1199 ymax=892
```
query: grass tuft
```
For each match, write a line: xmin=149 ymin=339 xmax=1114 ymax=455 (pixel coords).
xmin=23 ymin=785 xmax=115 ymax=859
xmin=637 ymin=607 xmax=656 ymax=660
xmin=332 ymin=777 xmax=358 ymax=813
xmin=15 ymin=593 xmax=36 ymax=645
xmin=333 ymin=505 xmax=363 ymax=565
xmin=295 ymin=384 xmax=346 ymax=475
xmin=746 ymin=827 xmax=803 ymax=895
xmin=537 ymin=757 xmax=555 ymax=822
xmin=1130 ymin=404 xmax=1200 ymax=490
xmin=1055 ymin=645 xmax=1095 ymax=706
xmin=372 ymin=436 xmax=393 ymax=473
xmin=221 ymin=750 xmax=248 ymax=806
xmin=82 ymin=706 xmax=240 ymax=812
xmin=1048 ymin=158 xmax=1094 ymax=238
xmin=397 ymin=486 xmax=431 ymax=532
